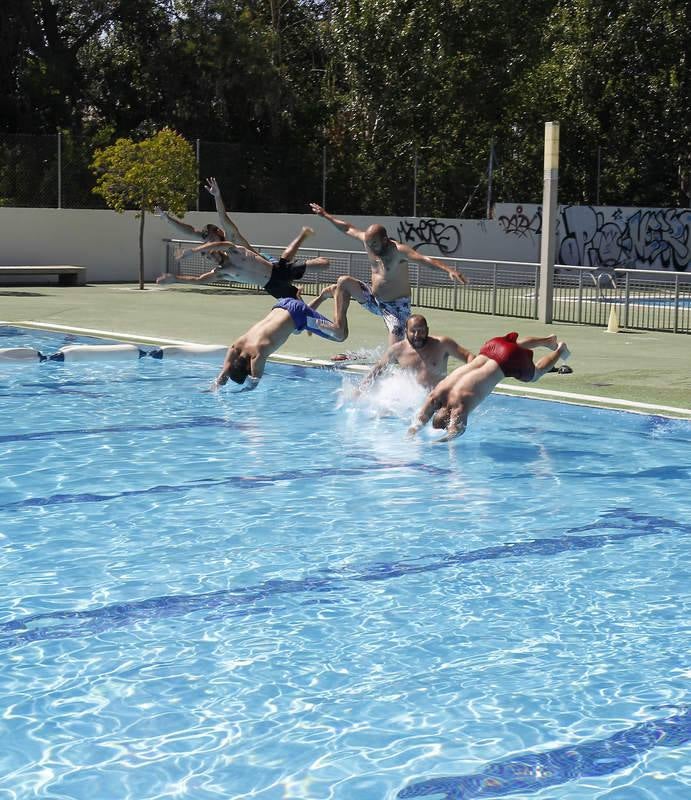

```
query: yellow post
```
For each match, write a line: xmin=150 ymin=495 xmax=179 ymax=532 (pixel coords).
xmin=538 ymin=122 xmax=560 ymax=324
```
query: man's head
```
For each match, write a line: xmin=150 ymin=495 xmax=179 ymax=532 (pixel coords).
xmin=201 ymin=223 xmax=225 ymax=242
xmin=364 ymin=224 xmax=389 ymax=256
xmin=405 ymin=314 xmax=429 ymax=350
xmin=227 ymin=349 xmax=251 ymax=384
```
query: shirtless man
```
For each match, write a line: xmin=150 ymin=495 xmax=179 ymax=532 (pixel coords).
xmin=211 ymin=288 xmax=348 ymax=391
xmin=156 ymin=226 xmax=322 ymax=299
xmin=309 ymin=203 xmax=467 ymax=344
xmin=205 ymin=177 xmax=330 ymax=273
xmin=408 ymin=332 xmax=570 ymax=441
xmin=156 ymin=178 xmax=329 ymax=295
xmin=359 ymin=314 xmax=474 ymax=392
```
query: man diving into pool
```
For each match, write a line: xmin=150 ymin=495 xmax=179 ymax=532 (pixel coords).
xmin=408 ymin=332 xmax=570 ymax=441
xmin=357 ymin=314 xmax=475 ymax=393
xmin=156 ymin=178 xmax=329 ymax=298
xmin=211 ymin=285 xmax=347 ymax=391
xmin=309 ymin=203 xmax=467 ymax=344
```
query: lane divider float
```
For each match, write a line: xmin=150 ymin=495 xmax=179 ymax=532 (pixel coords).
xmin=0 ymin=343 xmax=228 ymax=362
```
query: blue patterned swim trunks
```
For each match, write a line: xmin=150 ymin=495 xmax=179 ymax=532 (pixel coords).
xmin=357 ymin=282 xmax=411 ymax=339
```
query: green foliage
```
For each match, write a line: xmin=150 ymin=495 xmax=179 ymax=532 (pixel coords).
xmin=91 ymin=127 xmax=197 ymax=288
xmin=91 ymin=127 xmax=197 ymax=215
xmin=503 ymin=0 xmax=688 ymax=206
xmin=2 ymin=0 xmax=688 ymax=213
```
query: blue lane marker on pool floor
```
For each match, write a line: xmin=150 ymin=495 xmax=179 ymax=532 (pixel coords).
xmin=0 ymin=510 xmax=686 ymax=651
xmin=397 ymin=705 xmax=691 ymax=799
xmin=0 ymin=457 xmax=451 ymax=510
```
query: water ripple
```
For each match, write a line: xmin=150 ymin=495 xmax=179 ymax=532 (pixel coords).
xmin=0 ymin=415 xmax=241 ymax=444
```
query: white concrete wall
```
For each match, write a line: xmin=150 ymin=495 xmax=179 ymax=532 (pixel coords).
xmin=0 ymin=208 xmax=168 ymax=282
xmin=0 ymin=207 xmax=536 ymax=283
xmin=1 ymin=204 xmax=688 ymax=282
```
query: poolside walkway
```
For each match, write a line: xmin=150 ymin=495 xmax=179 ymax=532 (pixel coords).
xmin=1 ymin=283 xmax=690 ymax=417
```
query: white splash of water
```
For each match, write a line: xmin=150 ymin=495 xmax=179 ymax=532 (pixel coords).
xmin=338 ymin=369 xmax=427 ymax=421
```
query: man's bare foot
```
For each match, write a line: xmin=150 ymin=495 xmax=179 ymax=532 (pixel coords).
xmin=317 ymin=283 xmax=336 ymax=300
xmin=557 ymin=341 xmax=570 ymax=360
xmin=545 ymin=334 xmax=558 ymax=350
xmin=156 ymin=273 xmax=176 ymax=286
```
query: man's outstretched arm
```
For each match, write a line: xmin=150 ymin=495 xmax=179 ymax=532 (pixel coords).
xmin=205 ymin=177 xmax=255 ymax=251
xmin=154 ymin=206 xmax=203 ymax=241
xmin=444 ymin=337 xmax=475 ymax=364
xmin=358 ymin=347 xmax=397 ymax=392
xmin=397 ymin=242 xmax=468 ymax=285
xmin=157 ymin=267 xmax=220 ymax=286
xmin=309 ymin=203 xmax=366 ymax=242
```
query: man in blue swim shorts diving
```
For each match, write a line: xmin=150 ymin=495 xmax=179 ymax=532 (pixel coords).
xmin=211 ymin=288 xmax=348 ymax=391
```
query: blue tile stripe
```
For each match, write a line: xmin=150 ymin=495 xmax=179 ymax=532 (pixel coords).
xmin=0 ymin=510 xmax=685 ymax=651
xmin=0 ymin=458 xmax=450 ymax=510
xmin=397 ymin=706 xmax=691 ymax=798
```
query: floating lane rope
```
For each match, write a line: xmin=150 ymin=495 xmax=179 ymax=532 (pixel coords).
xmin=0 ymin=347 xmax=45 ymax=362
xmin=0 ymin=343 xmax=228 ymax=363
xmin=147 ymin=345 xmax=227 ymax=359
xmin=47 ymin=344 xmax=144 ymax=361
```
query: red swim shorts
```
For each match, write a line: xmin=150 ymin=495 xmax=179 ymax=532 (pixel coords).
xmin=479 ymin=332 xmax=535 ymax=381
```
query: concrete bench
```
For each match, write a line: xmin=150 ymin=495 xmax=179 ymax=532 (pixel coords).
xmin=0 ymin=265 xmax=87 ymax=286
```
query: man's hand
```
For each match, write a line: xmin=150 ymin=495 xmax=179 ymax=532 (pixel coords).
xmin=448 ymin=269 xmax=468 ymax=285
xmin=309 ymin=202 xmax=327 ymax=217
xmin=205 ymin=177 xmax=220 ymax=197
xmin=174 ymin=245 xmax=190 ymax=261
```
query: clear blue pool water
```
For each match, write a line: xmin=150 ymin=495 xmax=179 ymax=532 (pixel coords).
xmin=1 ymin=325 xmax=690 ymax=800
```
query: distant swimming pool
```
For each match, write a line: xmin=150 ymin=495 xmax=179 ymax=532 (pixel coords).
xmin=596 ymin=295 xmax=691 ymax=309
xmin=1 ymin=325 xmax=690 ymax=799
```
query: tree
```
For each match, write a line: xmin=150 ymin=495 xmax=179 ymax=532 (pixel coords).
xmin=502 ymin=0 xmax=688 ymax=206
xmin=91 ymin=128 xmax=197 ymax=289
xmin=320 ymin=0 xmax=554 ymax=216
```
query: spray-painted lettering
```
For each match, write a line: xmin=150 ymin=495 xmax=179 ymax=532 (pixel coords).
xmin=396 ymin=218 xmax=461 ymax=255
xmin=498 ymin=204 xmax=690 ymax=271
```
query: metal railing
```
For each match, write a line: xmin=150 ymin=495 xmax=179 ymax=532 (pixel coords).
xmin=165 ymin=240 xmax=691 ymax=334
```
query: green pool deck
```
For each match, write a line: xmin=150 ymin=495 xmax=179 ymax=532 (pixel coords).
xmin=2 ymin=282 xmax=690 ymax=418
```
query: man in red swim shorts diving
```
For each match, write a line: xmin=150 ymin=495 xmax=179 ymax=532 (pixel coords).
xmin=408 ymin=332 xmax=570 ymax=441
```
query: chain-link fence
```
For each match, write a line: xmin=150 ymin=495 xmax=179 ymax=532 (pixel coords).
xmin=0 ymin=133 xmax=107 ymax=209
xmin=0 ymin=133 xmax=428 ymax=215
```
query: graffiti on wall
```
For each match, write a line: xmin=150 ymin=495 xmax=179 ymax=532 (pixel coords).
xmin=396 ymin=218 xmax=462 ymax=255
xmin=498 ymin=203 xmax=690 ymax=272
xmin=497 ymin=205 xmax=542 ymax=240
xmin=559 ymin=205 xmax=690 ymax=271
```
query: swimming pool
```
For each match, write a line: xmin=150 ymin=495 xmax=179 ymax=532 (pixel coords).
xmin=596 ymin=295 xmax=691 ymax=309
xmin=1 ymin=325 xmax=690 ymax=799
